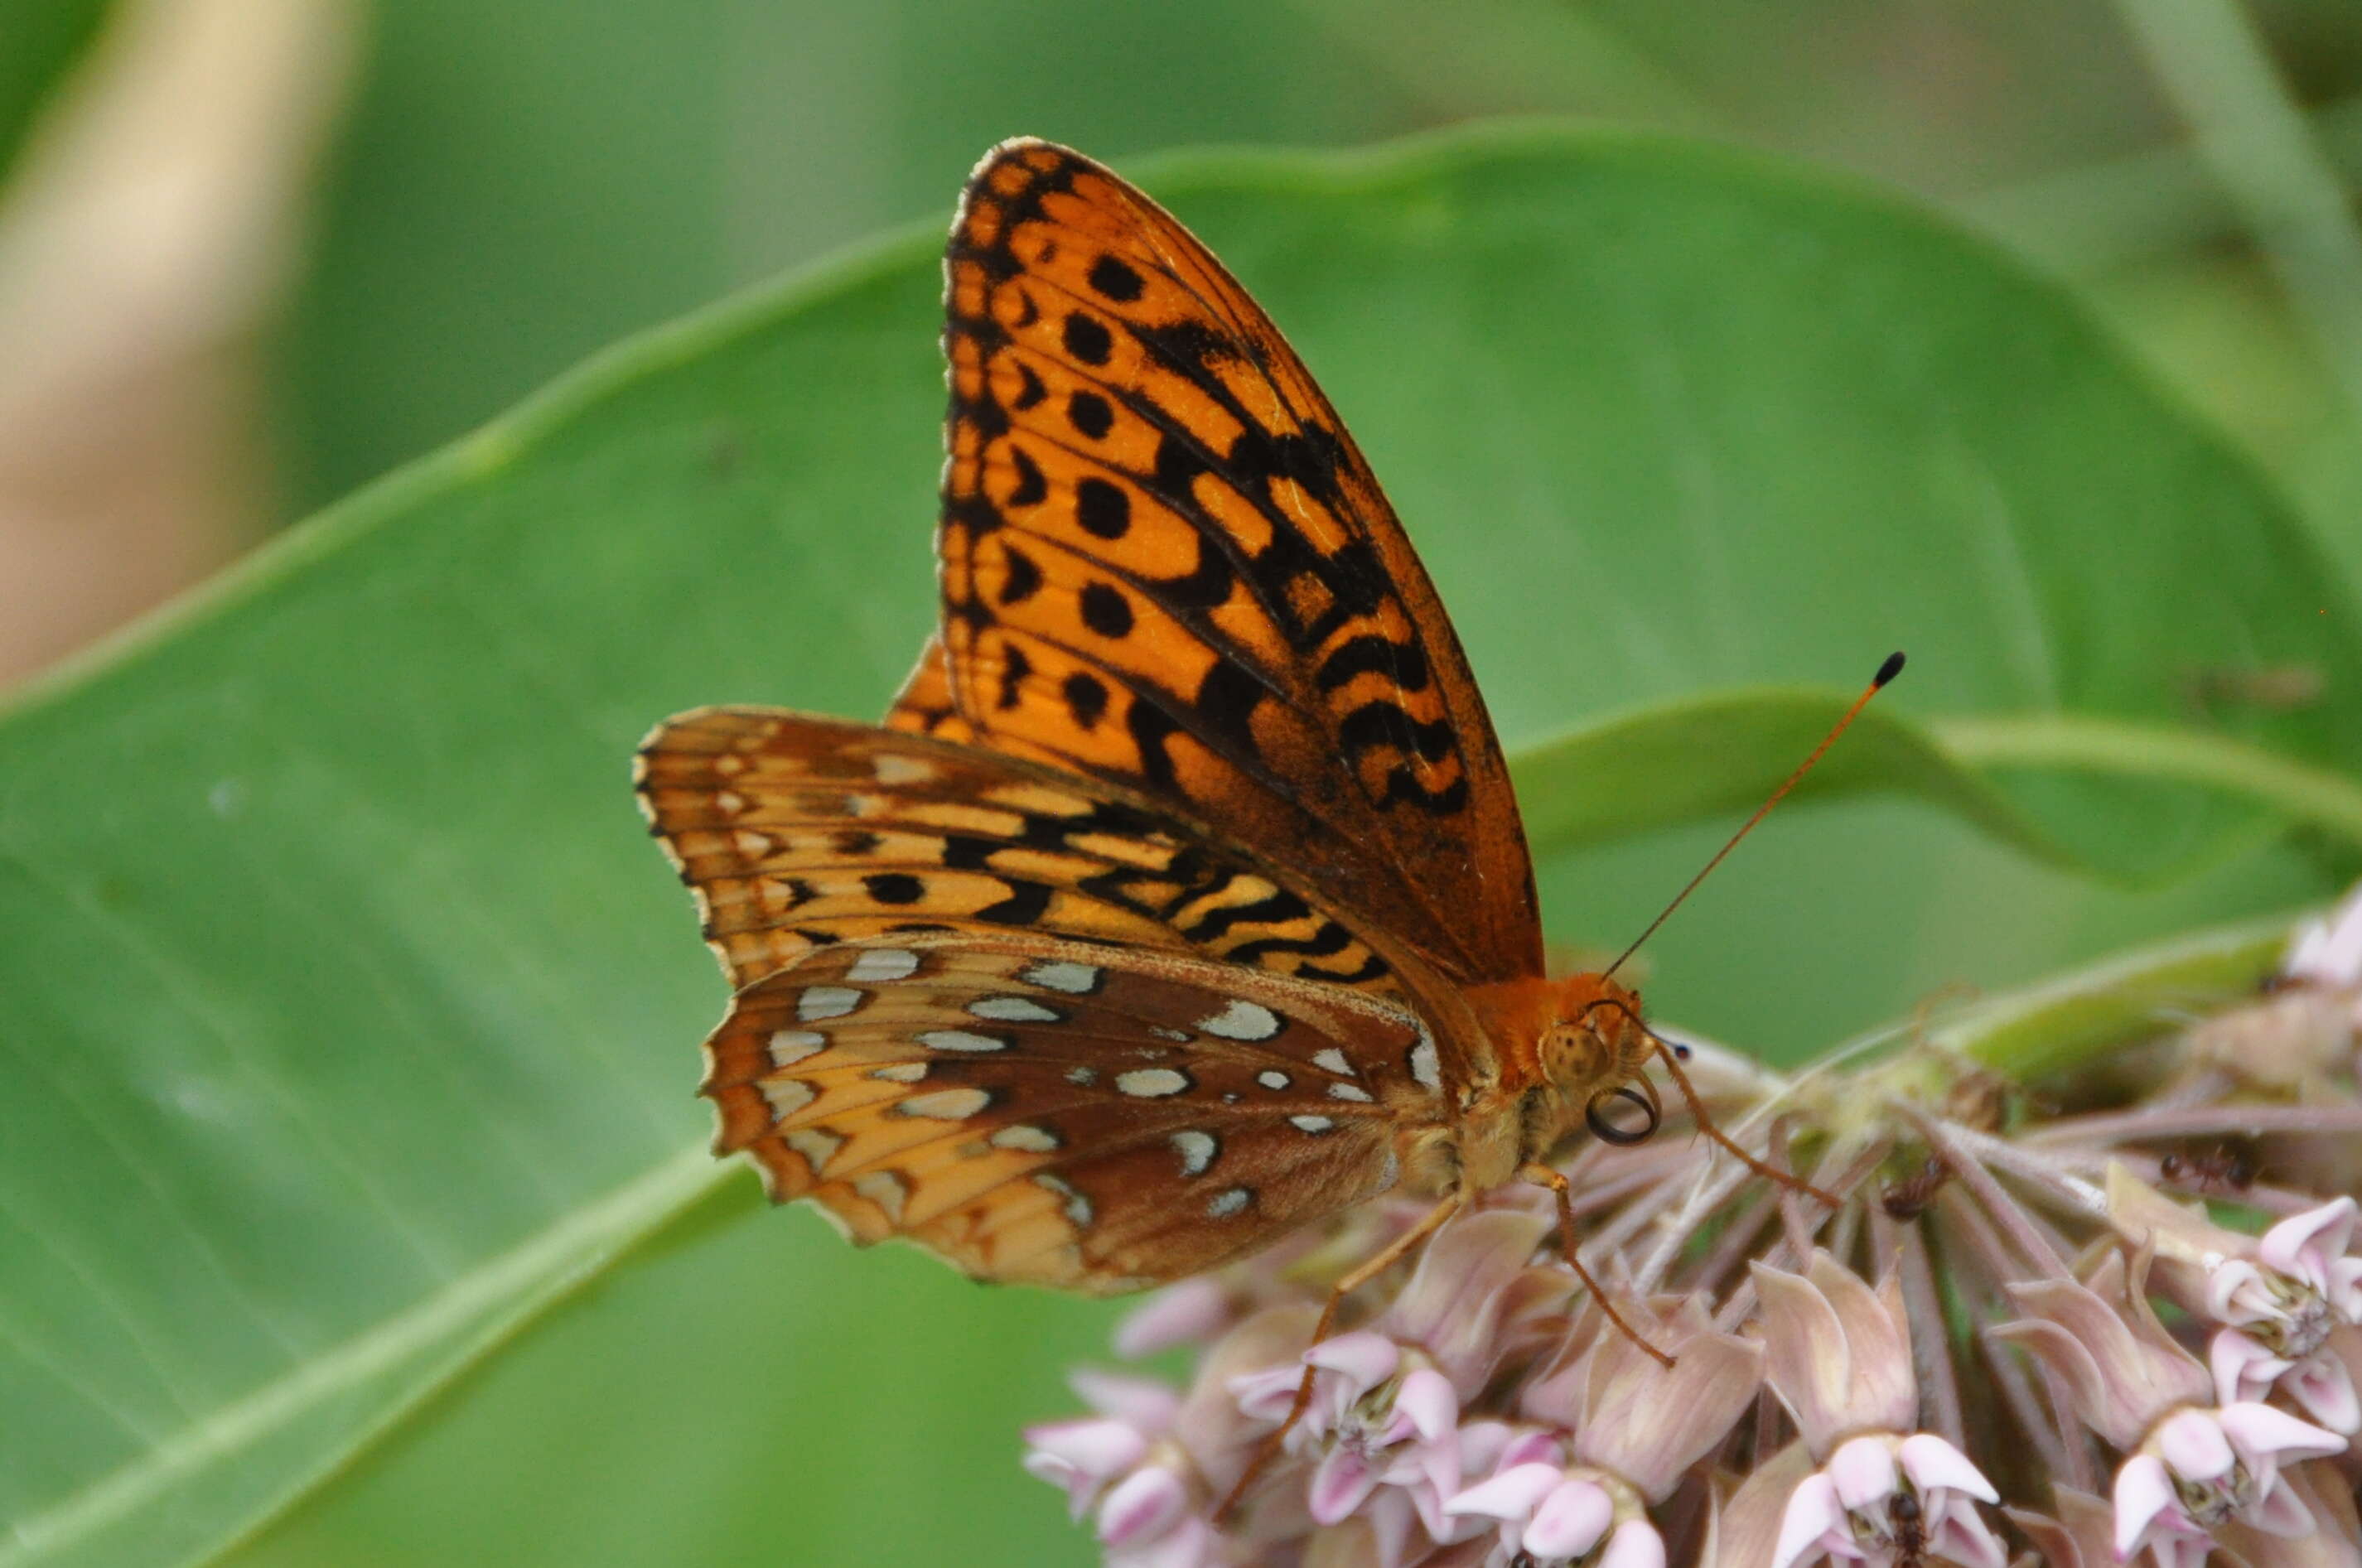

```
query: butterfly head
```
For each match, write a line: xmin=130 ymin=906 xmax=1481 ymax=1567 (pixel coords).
xmin=1473 ymin=971 xmax=1660 ymax=1162
xmin=1548 ymin=971 xmax=1652 ymax=1082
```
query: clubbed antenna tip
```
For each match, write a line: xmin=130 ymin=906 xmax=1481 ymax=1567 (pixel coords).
xmin=1876 ymin=649 xmax=1907 ymax=688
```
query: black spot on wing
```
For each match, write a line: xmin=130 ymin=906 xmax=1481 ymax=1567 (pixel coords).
xmin=1075 ymin=477 xmax=1129 ymax=539
xmin=1068 ymin=391 xmax=1113 ymax=440
xmin=1088 ymin=253 xmax=1145 ymax=302
xmin=1063 ymin=671 xmax=1109 ymax=730
xmin=863 ymin=873 xmax=925 ymax=905
xmin=1063 ymin=311 xmax=1114 ymax=367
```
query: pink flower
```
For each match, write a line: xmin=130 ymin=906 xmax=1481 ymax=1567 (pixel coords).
xmin=2112 ymin=1402 xmax=2347 ymax=1568
xmin=1229 ymin=1209 xmax=1555 ymax=1537
xmin=1523 ymin=1295 xmax=1763 ymax=1498
xmin=1770 ymin=1432 xmax=2005 ymax=1568
xmin=2212 ymin=1326 xmax=2362 ymax=1435
xmin=1992 ymin=1251 xmax=2212 ymax=1449
xmin=1446 ymin=1445 xmax=1664 ymax=1568
xmin=1751 ymin=1253 xmax=1915 ymax=1454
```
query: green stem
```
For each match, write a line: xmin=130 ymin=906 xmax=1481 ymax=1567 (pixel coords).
xmin=1925 ymin=913 xmax=2294 ymax=1081
xmin=1933 ymin=712 xmax=2362 ymax=852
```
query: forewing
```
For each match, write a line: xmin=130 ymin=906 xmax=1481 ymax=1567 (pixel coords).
xmin=703 ymin=934 xmax=1439 ymax=1291
xmin=636 ymin=705 xmax=1407 ymax=1001
xmin=902 ymin=138 xmax=1541 ymax=985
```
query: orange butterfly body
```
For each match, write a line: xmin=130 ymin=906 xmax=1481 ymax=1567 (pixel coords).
xmin=637 ymin=139 xmax=1653 ymax=1293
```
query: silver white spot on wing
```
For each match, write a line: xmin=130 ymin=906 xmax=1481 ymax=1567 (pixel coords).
xmin=1149 ymin=1025 xmax=1192 ymax=1043
xmin=1170 ymin=1130 xmax=1219 ymax=1177
xmin=1198 ymin=999 xmax=1282 ymax=1041
xmin=896 ymin=1087 xmax=993 ymax=1120
xmin=1066 ymin=1064 xmax=1099 ymax=1087
xmin=872 ymin=753 xmax=935 ymax=784
xmin=1023 ymin=960 xmax=1103 ymax=994
xmin=968 ymin=995 xmax=1063 ymax=1023
xmin=1036 ymin=1172 xmax=1093 ymax=1228
xmin=1329 ymin=1083 xmax=1374 ymax=1103
xmin=1408 ymin=1027 xmax=1442 ymax=1093
xmin=1115 ymin=1068 xmax=1191 ymax=1098
xmin=991 ymin=1125 xmax=1060 ymax=1153
xmin=767 ymin=1029 xmax=827 ymax=1067
xmin=847 ymin=948 xmax=921 ymax=982
xmin=761 ymin=1078 xmax=817 ymax=1117
xmin=1205 ymin=1187 xmax=1251 ymax=1218
xmin=1256 ymin=1069 xmax=1291 ymax=1091
xmin=1311 ymin=1048 xmax=1355 ymax=1077
xmin=1289 ymin=1114 xmax=1336 ymax=1133
xmin=917 ymin=1029 xmax=1010 ymax=1054
xmin=868 ymin=1062 xmax=928 ymax=1083
xmin=853 ymin=1170 xmax=908 ymax=1222
xmin=784 ymin=1126 xmax=842 ymax=1175
xmin=796 ymin=987 xmax=863 ymax=1020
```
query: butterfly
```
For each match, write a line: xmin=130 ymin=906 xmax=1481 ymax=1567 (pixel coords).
xmin=636 ymin=138 xmax=1873 ymax=1306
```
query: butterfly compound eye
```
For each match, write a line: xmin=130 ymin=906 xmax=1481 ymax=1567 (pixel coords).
xmin=1586 ymin=1085 xmax=1659 ymax=1146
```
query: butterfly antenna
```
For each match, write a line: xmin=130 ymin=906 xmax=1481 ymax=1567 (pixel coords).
xmin=1602 ymin=651 xmax=1906 ymax=982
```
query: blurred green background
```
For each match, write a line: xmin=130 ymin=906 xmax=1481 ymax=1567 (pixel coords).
xmin=7 ymin=2 xmax=2362 ymax=1566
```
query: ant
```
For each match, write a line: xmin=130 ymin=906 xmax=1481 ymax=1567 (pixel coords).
xmin=1880 ymin=1155 xmax=1951 ymax=1221
xmin=2159 ymin=1146 xmax=2256 ymax=1194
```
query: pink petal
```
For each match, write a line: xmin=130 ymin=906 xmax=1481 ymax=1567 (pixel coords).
xmin=1828 ymin=1435 xmax=1897 ymax=1511
xmin=1524 ymin=1477 xmax=1616 ymax=1560
xmin=1113 ymin=1279 xmax=1231 ymax=1359
xmin=2217 ymin=1401 xmax=2349 ymax=1465
xmin=1393 ymin=1368 xmax=1460 ymax=1444
xmin=2113 ymin=1455 xmax=2180 ymax=1557
xmin=1773 ymin=1472 xmax=1847 ymax=1568
xmin=1897 ymin=1432 xmax=2000 ymax=1504
xmin=2284 ymin=1353 xmax=2362 ymax=1435
xmin=2239 ymin=1474 xmax=2321 ymax=1539
xmin=1305 ymin=1329 xmax=1403 ymax=1395
xmin=2328 ymin=1257 xmax=2362 ymax=1320
xmin=1099 ymin=1465 xmax=1188 ymax=1546
xmin=1497 ymin=1428 xmax=1566 ymax=1470
xmin=1309 ymin=1445 xmax=1382 ymax=1527
xmin=1228 ymin=1363 xmax=1308 ymax=1423
xmin=1070 ymin=1368 xmax=1183 ymax=1431
xmin=2286 ymin=888 xmax=2362 ymax=984
xmin=1452 ymin=1420 xmax=1517 ymax=1479
xmin=1022 ymin=1416 xmax=1148 ymax=1517
xmin=2259 ymin=1199 xmax=2358 ymax=1292
xmin=1600 ymin=1517 xmax=1670 ymax=1568
xmin=2206 ymin=1261 xmax=2273 ymax=1326
xmin=1930 ymin=1502 xmax=2010 ymax=1568
xmin=2155 ymin=1409 xmax=2234 ymax=1481
xmin=1446 ymin=1461 xmax=1565 ymax=1523
xmin=2210 ymin=1329 xmax=2292 ymax=1409
xmin=1365 ymin=1488 xmax=1419 ymax=1568
xmin=1113 ymin=1514 xmax=1220 ymax=1568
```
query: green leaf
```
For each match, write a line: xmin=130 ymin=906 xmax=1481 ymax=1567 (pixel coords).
xmin=0 ymin=0 xmax=112 ymax=185
xmin=1515 ymin=693 xmax=2362 ymax=881
xmin=2 ymin=125 xmax=2354 ymax=1568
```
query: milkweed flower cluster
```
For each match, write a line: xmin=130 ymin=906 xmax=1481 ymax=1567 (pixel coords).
xmin=1023 ymin=890 xmax=2362 ymax=1568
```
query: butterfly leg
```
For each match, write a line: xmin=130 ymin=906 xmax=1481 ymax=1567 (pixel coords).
xmin=1648 ymin=1036 xmax=1841 ymax=1208
xmin=1213 ymin=1192 xmax=1463 ymax=1524
xmin=1518 ymin=1162 xmax=1674 ymax=1368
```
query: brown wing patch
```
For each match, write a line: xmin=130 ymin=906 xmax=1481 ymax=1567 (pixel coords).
xmin=636 ymin=706 xmax=1408 ymax=1001
xmin=701 ymin=934 xmax=1427 ymax=1291
xmin=932 ymin=138 xmax=1541 ymax=986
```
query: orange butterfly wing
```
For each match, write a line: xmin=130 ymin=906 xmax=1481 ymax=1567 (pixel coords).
xmin=703 ymin=934 xmax=1428 ymax=1292
xmin=638 ymin=707 xmax=1422 ymax=1002
xmin=893 ymin=139 xmax=1542 ymax=988
xmin=638 ymin=711 xmax=1463 ymax=1290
